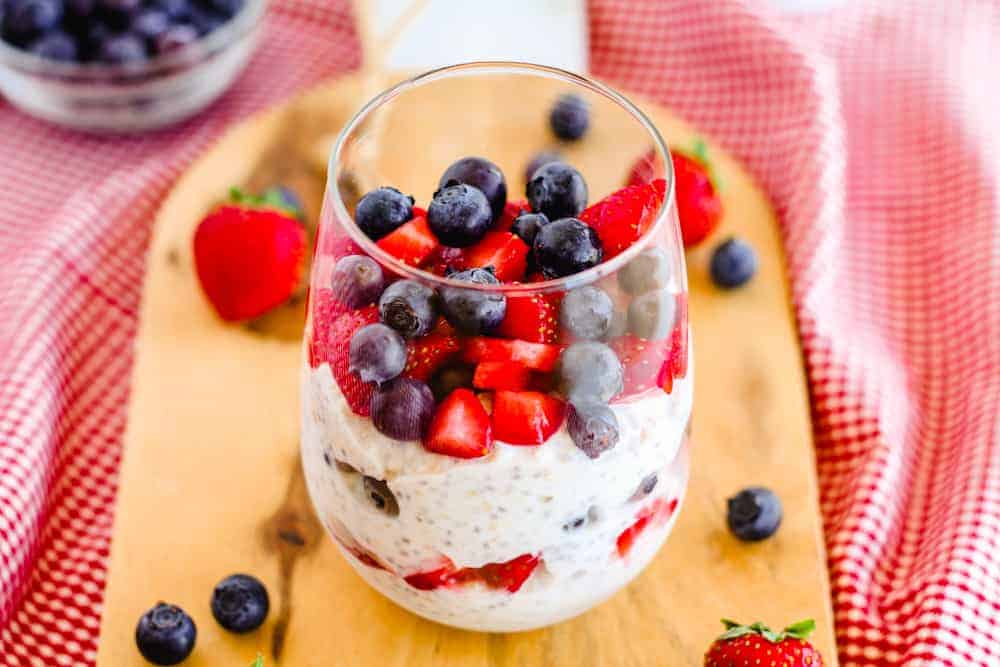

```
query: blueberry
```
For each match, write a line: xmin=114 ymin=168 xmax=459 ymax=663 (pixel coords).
xmin=427 ymin=182 xmax=492 ymax=248
xmin=135 ymin=603 xmax=196 ymax=666
xmin=79 ymin=20 xmax=112 ymax=60
xmin=99 ymin=33 xmax=147 ymax=64
xmin=618 ymin=247 xmax=670 ymax=295
xmin=355 ymin=187 xmax=414 ymax=241
xmin=560 ymin=285 xmax=613 ymax=341
xmin=204 ymin=0 xmax=242 ymax=18
xmin=6 ymin=0 xmax=63 ymax=36
xmin=438 ymin=267 xmax=506 ymax=335
xmin=99 ymin=0 xmax=142 ymax=29
xmin=429 ymin=364 xmax=474 ymax=402
xmin=378 ymin=280 xmax=437 ymax=339
xmin=210 ymin=574 xmax=269 ymax=634
xmin=555 ymin=342 xmax=623 ymax=403
xmin=567 ymin=401 xmax=619 ymax=459
xmin=727 ymin=486 xmax=782 ymax=541
xmin=710 ymin=237 xmax=757 ymax=289
xmin=510 ymin=211 xmax=549 ymax=247
xmin=349 ymin=323 xmax=406 ymax=385
xmin=154 ymin=0 xmax=190 ymax=19
xmin=562 ymin=516 xmax=586 ymax=531
xmin=28 ymin=31 xmax=77 ymax=61
xmin=132 ymin=9 xmax=170 ymax=41
xmin=631 ymin=473 xmax=658 ymax=500
xmin=549 ymin=93 xmax=589 ymax=141
xmin=533 ymin=218 xmax=603 ymax=279
xmin=187 ymin=5 xmax=224 ymax=34
xmin=627 ymin=289 xmax=677 ymax=340
xmin=66 ymin=0 xmax=97 ymax=17
xmin=370 ymin=377 xmax=435 ymax=441
xmin=526 ymin=161 xmax=588 ymax=221
xmin=362 ymin=476 xmax=399 ymax=516
xmin=439 ymin=157 xmax=507 ymax=222
xmin=330 ymin=255 xmax=384 ymax=308
xmin=524 ymin=150 xmax=561 ymax=185
xmin=154 ymin=23 xmax=197 ymax=54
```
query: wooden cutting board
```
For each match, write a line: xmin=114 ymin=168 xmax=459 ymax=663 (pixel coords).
xmin=96 ymin=73 xmax=837 ymax=666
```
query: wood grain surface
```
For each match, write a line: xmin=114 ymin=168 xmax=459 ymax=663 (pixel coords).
xmin=96 ymin=73 xmax=836 ymax=666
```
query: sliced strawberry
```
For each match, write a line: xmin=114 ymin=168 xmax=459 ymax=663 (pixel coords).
xmin=668 ymin=294 xmax=689 ymax=380
xmin=673 ymin=151 xmax=722 ymax=247
xmin=309 ymin=298 xmax=379 ymax=415
xmin=608 ymin=334 xmax=671 ymax=400
xmin=376 ymin=215 xmax=439 ymax=267
xmin=494 ymin=292 xmax=560 ymax=343
xmin=404 ymin=565 xmax=455 ymax=591
xmin=616 ymin=497 xmax=678 ymax=557
xmin=495 ymin=199 xmax=531 ymax=232
xmin=424 ymin=245 xmax=466 ymax=276
xmin=463 ymin=338 xmax=563 ymax=372
xmin=473 ymin=361 xmax=532 ymax=391
xmin=403 ymin=329 xmax=462 ymax=381
xmin=412 ymin=206 xmax=427 ymax=218
xmin=323 ymin=234 xmax=364 ymax=260
xmin=423 ymin=388 xmax=494 ymax=459
xmin=492 ymin=390 xmax=566 ymax=445
xmin=461 ymin=231 xmax=529 ymax=282
xmin=627 ymin=148 xmax=663 ymax=186
xmin=579 ymin=182 xmax=664 ymax=259
xmin=476 ymin=553 xmax=540 ymax=593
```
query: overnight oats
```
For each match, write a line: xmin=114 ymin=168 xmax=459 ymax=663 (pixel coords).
xmin=301 ymin=63 xmax=691 ymax=632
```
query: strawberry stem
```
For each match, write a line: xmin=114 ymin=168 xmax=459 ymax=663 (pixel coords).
xmin=717 ymin=619 xmax=816 ymax=643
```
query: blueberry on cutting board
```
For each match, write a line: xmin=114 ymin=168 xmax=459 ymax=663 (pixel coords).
xmin=135 ymin=603 xmax=196 ymax=665
xmin=727 ymin=486 xmax=782 ymax=541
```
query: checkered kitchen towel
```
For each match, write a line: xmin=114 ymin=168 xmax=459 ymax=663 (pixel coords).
xmin=1 ymin=1 xmax=998 ymax=665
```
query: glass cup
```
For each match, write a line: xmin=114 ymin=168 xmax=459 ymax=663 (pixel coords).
xmin=301 ymin=62 xmax=692 ymax=632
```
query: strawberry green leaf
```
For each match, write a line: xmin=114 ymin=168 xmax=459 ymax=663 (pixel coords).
xmin=250 ymin=654 xmax=264 ymax=667
xmin=687 ymin=137 xmax=725 ymax=194
xmin=228 ymin=186 xmax=301 ymax=219
xmin=783 ymin=619 xmax=816 ymax=639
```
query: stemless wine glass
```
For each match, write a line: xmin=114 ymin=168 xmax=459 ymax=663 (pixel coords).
xmin=301 ymin=62 xmax=691 ymax=632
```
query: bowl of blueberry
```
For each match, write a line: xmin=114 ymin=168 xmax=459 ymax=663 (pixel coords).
xmin=0 ymin=0 xmax=265 ymax=132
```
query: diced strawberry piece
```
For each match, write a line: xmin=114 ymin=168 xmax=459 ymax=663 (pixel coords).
xmin=608 ymin=334 xmax=671 ymax=400
xmin=627 ymin=148 xmax=663 ymax=186
xmin=424 ymin=245 xmax=465 ymax=276
xmin=308 ymin=298 xmax=379 ymax=415
xmin=579 ymin=182 xmax=664 ymax=259
xmin=412 ymin=206 xmax=427 ymax=218
xmin=476 ymin=553 xmax=540 ymax=593
xmin=492 ymin=390 xmax=566 ymax=445
xmin=403 ymin=329 xmax=462 ymax=381
xmin=473 ymin=361 xmax=532 ymax=391
xmin=404 ymin=566 xmax=455 ymax=591
xmin=495 ymin=199 xmax=531 ymax=232
xmin=616 ymin=497 xmax=678 ymax=557
xmin=668 ymin=294 xmax=689 ymax=380
xmin=494 ymin=292 xmax=560 ymax=343
xmin=463 ymin=338 xmax=563 ymax=372
xmin=461 ymin=231 xmax=529 ymax=282
xmin=376 ymin=215 xmax=439 ymax=267
xmin=322 ymin=234 xmax=364 ymax=260
xmin=423 ymin=388 xmax=494 ymax=459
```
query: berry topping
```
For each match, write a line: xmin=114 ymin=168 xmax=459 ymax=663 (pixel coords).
xmin=424 ymin=244 xmax=466 ymax=276
xmin=461 ymin=231 xmax=530 ymax=282
xmin=616 ymin=497 xmax=678 ymax=557
xmin=210 ymin=574 xmax=270 ymax=634
xmin=492 ymin=390 xmax=566 ymax=445
xmin=494 ymin=292 xmax=560 ymax=343
xmin=704 ymin=619 xmax=824 ymax=667
xmin=349 ymin=323 xmax=407 ymax=384
xmin=7 ymin=0 xmax=63 ymax=36
xmin=132 ymin=9 xmax=170 ymax=40
xmin=524 ymin=150 xmax=561 ymax=184
xmin=99 ymin=32 xmax=147 ymax=63
xmin=424 ymin=388 xmax=493 ymax=459
xmin=309 ymin=300 xmax=378 ymax=414
xmin=473 ymin=361 xmax=532 ymax=391
xmin=155 ymin=24 xmax=197 ymax=54
xmin=439 ymin=157 xmax=508 ymax=222
xmin=533 ymin=218 xmax=603 ymax=279
xmin=375 ymin=214 xmax=440 ymax=267
xmin=559 ymin=285 xmax=614 ymax=341
xmin=579 ymin=181 xmax=664 ymax=259
xmin=193 ymin=202 xmax=305 ymax=322
xmin=330 ymin=255 xmax=385 ymax=309
xmin=378 ymin=280 xmax=438 ymax=338
xmin=526 ymin=161 xmax=588 ymax=220
xmin=626 ymin=147 xmax=662 ymax=187
xmin=402 ymin=326 xmax=461 ymax=381
xmin=631 ymin=473 xmax=659 ymax=500
xmin=427 ymin=182 xmax=492 ymax=247
xmin=429 ymin=364 xmax=475 ymax=402
xmin=28 ymin=30 xmax=77 ymax=60
xmin=549 ymin=93 xmax=590 ymax=141
xmin=439 ymin=267 xmax=507 ymax=334
xmin=355 ymin=187 xmax=414 ymax=240
xmin=608 ymin=334 xmax=672 ymax=399
xmin=495 ymin=199 xmax=530 ymax=232
xmin=727 ymin=487 xmax=782 ymax=541
xmin=463 ymin=337 xmax=562 ymax=372
xmin=618 ymin=247 xmax=670 ymax=295
xmin=363 ymin=476 xmax=399 ymax=516
xmin=370 ymin=377 xmax=436 ymax=441
xmin=555 ymin=342 xmax=623 ymax=404
xmin=710 ymin=237 xmax=757 ymax=289
xmin=135 ymin=603 xmax=196 ymax=666
xmin=627 ymin=289 xmax=678 ymax=340
xmin=404 ymin=553 xmax=540 ymax=593
xmin=567 ymin=401 xmax=620 ymax=459
xmin=673 ymin=149 xmax=722 ymax=248
xmin=510 ymin=211 xmax=550 ymax=247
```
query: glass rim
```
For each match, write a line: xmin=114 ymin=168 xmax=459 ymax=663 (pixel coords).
xmin=328 ymin=61 xmax=679 ymax=296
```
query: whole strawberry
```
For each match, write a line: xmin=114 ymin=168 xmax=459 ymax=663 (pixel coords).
xmin=194 ymin=190 xmax=306 ymax=322
xmin=704 ymin=619 xmax=824 ymax=667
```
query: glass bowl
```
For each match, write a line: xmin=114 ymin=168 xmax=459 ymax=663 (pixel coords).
xmin=0 ymin=0 xmax=265 ymax=133
xmin=301 ymin=62 xmax=692 ymax=632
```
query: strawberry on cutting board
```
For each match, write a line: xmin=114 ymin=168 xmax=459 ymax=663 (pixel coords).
xmin=704 ymin=619 xmax=824 ymax=667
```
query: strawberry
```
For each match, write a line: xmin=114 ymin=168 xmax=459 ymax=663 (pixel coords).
xmin=609 ymin=335 xmax=672 ymax=399
xmin=496 ymin=199 xmax=531 ymax=232
xmin=494 ymin=292 xmax=560 ymax=343
xmin=193 ymin=203 xmax=306 ymax=321
xmin=476 ymin=553 xmax=540 ymax=593
xmin=578 ymin=181 xmax=664 ymax=259
xmin=492 ymin=390 xmax=566 ymax=445
xmin=668 ymin=294 xmax=689 ymax=380
xmin=473 ymin=361 xmax=532 ymax=391
xmin=423 ymin=388 xmax=493 ymax=459
xmin=404 ymin=565 xmax=455 ymax=591
xmin=463 ymin=338 xmax=563 ymax=372
xmin=412 ymin=206 xmax=427 ymax=218
xmin=616 ymin=497 xmax=678 ymax=556
xmin=673 ymin=151 xmax=722 ymax=248
xmin=704 ymin=619 xmax=824 ymax=667
xmin=403 ymin=327 xmax=462 ymax=381
xmin=376 ymin=215 xmax=439 ymax=267
xmin=308 ymin=296 xmax=379 ymax=415
xmin=424 ymin=245 xmax=466 ymax=276
xmin=461 ymin=231 xmax=529 ymax=282
xmin=626 ymin=148 xmax=663 ymax=187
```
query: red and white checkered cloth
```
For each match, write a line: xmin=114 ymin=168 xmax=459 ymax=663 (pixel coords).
xmin=1 ymin=0 xmax=997 ymax=665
